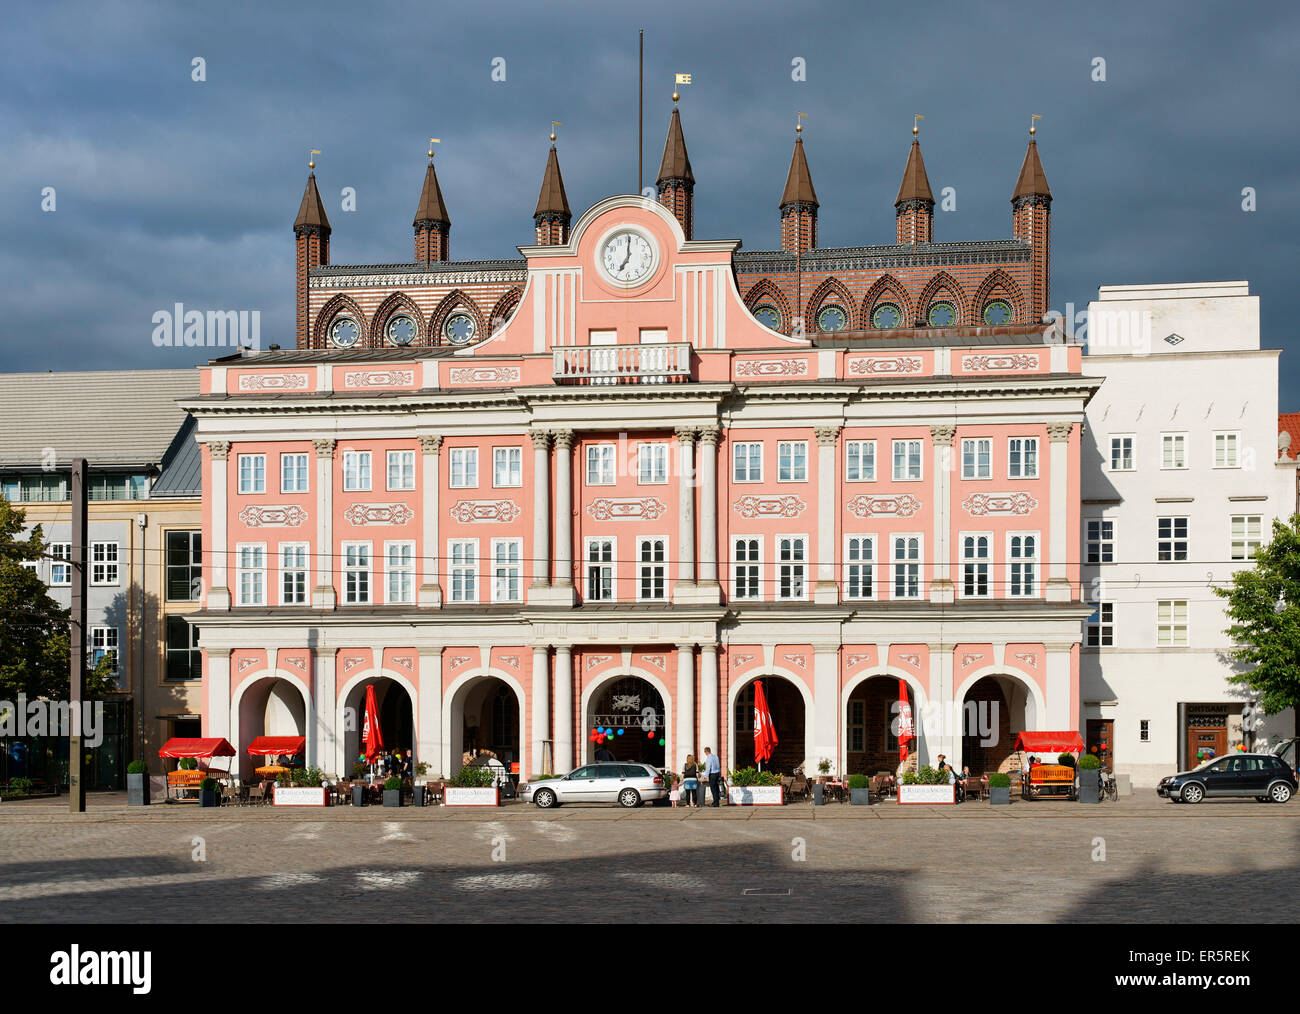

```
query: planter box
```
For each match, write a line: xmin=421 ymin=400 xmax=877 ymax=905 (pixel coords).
xmin=199 ymin=789 xmax=220 ymax=808
xmin=850 ymin=787 xmax=872 ymax=806
xmin=989 ymin=785 xmax=1011 ymax=805
xmin=273 ymin=786 xmax=329 ymax=807
xmin=897 ymin=784 xmax=956 ymax=805
xmin=727 ymin=785 xmax=784 ymax=806
xmin=382 ymin=789 xmax=404 ymax=807
xmin=812 ymin=782 xmax=824 ymax=805
xmin=443 ymin=786 xmax=500 ymax=807
xmin=1077 ymin=770 xmax=1099 ymax=804
xmin=127 ymin=773 xmax=150 ymax=806
xmin=412 ymin=785 xmax=426 ymax=807
xmin=352 ymin=785 xmax=367 ymax=807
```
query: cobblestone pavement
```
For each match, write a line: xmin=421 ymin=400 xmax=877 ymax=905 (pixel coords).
xmin=2 ymin=794 xmax=1296 ymax=922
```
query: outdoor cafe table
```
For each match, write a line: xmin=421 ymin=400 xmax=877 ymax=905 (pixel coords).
xmin=255 ymin=765 xmax=290 ymax=779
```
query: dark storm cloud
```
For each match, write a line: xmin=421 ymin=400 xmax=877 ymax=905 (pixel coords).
xmin=1 ymin=0 xmax=1297 ymax=396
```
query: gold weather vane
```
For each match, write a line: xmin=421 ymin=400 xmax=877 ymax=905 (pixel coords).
xmin=551 ymin=121 xmax=562 ymax=143
xmin=796 ymin=111 xmax=806 ymax=134
xmin=673 ymin=73 xmax=690 ymax=104
xmin=428 ymin=137 xmax=440 ymax=160
xmin=913 ymin=113 xmax=923 ymax=137
xmin=1030 ymin=113 xmax=1041 ymax=136
xmin=308 ymin=149 xmax=321 ymax=170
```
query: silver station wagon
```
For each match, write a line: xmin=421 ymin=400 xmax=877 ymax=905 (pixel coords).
xmin=521 ymin=762 xmax=667 ymax=808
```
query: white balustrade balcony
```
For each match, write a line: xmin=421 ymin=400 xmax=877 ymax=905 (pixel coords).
xmin=552 ymin=342 xmax=692 ymax=384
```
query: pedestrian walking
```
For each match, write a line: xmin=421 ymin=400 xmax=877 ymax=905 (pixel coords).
xmin=682 ymin=754 xmax=699 ymax=807
xmin=704 ymin=747 xmax=722 ymax=807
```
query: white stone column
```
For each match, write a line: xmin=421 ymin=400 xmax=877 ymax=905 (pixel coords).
xmin=313 ymin=648 xmax=336 ymax=775
xmin=814 ymin=426 xmax=840 ymax=605
xmin=207 ymin=648 xmax=231 ymax=739
xmin=418 ymin=647 xmax=444 ymax=776
xmin=1045 ymin=642 xmax=1073 ymax=729
xmin=529 ymin=430 xmax=551 ymax=591
xmin=929 ymin=643 xmax=955 ymax=768
xmin=554 ymin=645 xmax=573 ymax=772
xmin=929 ymin=425 xmax=956 ymax=604
xmin=207 ymin=442 xmax=230 ymax=609
xmin=697 ymin=428 xmax=720 ymax=594
xmin=418 ymin=434 xmax=443 ymax=606
xmin=675 ymin=643 xmax=696 ymax=769
xmin=698 ymin=643 xmax=718 ymax=759
xmin=674 ymin=428 xmax=697 ymax=600
xmin=553 ymin=431 xmax=574 ymax=590
xmin=531 ymin=645 xmax=550 ymax=776
xmin=1046 ymin=422 xmax=1073 ymax=602
xmin=813 ymin=645 xmax=839 ymax=775
xmin=311 ymin=438 xmax=336 ymax=609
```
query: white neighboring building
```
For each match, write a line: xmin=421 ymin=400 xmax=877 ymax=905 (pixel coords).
xmin=1080 ymin=281 xmax=1296 ymax=787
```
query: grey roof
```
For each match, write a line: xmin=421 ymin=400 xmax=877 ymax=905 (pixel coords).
xmin=151 ymin=413 xmax=201 ymax=497
xmin=0 ymin=369 xmax=199 ymax=469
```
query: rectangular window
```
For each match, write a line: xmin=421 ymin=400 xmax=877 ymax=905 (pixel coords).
xmin=962 ymin=534 xmax=991 ymax=597
xmin=449 ymin=540 xmax=478 ymax=603
xmin=49 ymin=543 xmax=71 ymax=586
xmin=1008 ymin=437 xmax=1039 ymax=479
xmin=1140 ymin=720 xmax=1150 ymax=742
xmin=1086 ymin=602 xmax=1114 ymax=647
xmin=733 ymin=537 xmax=761 ymax=600
xmin=845 ymin=535 xmax=874 ymax=600
xmin=846 ymin=440 xmax=876 ymax=482
xmin=492 ymin=447 xmax=522 ymax=488
xmin=1110 ymin=436 xmax=1134 ymax=471
xmin=386 ymin=541 xmax=415 ymax=605
xmin=386 ymin=450 xmax=415 ymax=491
xmin=777 ymin=441 xmax=808 ymax=482
xmin=342 ymin=542 xmax=371 ymax=605
xmin=848 ymin=699 xmax=866 ymax=754
xmin=236 ymin=544 xmax=265 ymax=606
xmin=1008 ymin=533 xmax=1038 ymax=597
xmin=449 ymin=448 xmax=478 ymax=489
xmin=1157 ymin=599 xmax=1188 ymax=646
xmin=892 ymin=439 xmax=922 ymax=481
xmin=637 ymin=443 xmax=668 ymax=485
xmin=732 ymin=442 xmax=763 ymax=482
xmin=586 ymin=444 xmax=616 ymax=486
xmin=1161 ymin=433 xmax=1187 ymax=470
xmin=586 ymin=538 xmax=614 ymax=601
xmin=280 ymin=542 xmax=308 ymax=605
xmin=892 ymin=536 xmax=921 ymax=599
xmin=1086 ymin=519 xmax=1114 ymax=565
xmin=280 ymin=452 xmax=309 ymax=493
xmin=961 ymin=438 xmax=992 ymax=479
xmin=1157 ymin=517 xmax=1189 ymax=562
xmin=637 ymin=537 xmax=667 ymax=600
xmin=343 ymin=451 xmax=372 ymax=492
xmin=1231 ymin=515 xmax=1262 ymax=560
xmin=490 ymin=539 xmax=522 ymax=603
xmin=90 ymin=541 xmax=119 ymax=586
xmin=166 ymin=530 xmax=202 ymax=601
xmin=165 ymin=615 xmax=201 ymax=681
xmin=89 ymin=626 xmax=119 ymax=677
xmin=238 ymin=454 xmax=266 ymax=494
xmin=1214 ymin=432 xmax=1240 ymax=468
xmin=777 ymin=537 xmax=806 ymax=599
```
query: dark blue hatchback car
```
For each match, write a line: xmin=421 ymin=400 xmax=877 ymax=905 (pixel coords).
xmin=1157 ymin=753 xmax=1297 ymax=804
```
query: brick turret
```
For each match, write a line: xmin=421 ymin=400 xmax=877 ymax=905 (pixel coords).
xmin=657 ymin=106 xmax=694 ymax=239
xmin=294 ymin=169 xmax=330 ymax=349
xmin=779 ymin=132 xmax=818 ymax=256
xmin=534 ymin=144 xmax=571 ymax=245
xmin=1011 ymin=129 xmax=1052 ymax=322
xmin=894 ymin=132 xmax=935 ymax=245
xmin=414 ymin=158 xmax=451 ymax=263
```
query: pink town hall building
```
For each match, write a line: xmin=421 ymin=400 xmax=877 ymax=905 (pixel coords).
xmin=187 ymin=114 xmax=1096 ymax=781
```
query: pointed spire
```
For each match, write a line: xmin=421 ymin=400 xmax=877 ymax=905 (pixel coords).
xmin=657 ymin=107 xmax=694 ymax=184
xmin=780 ymin=135 xmax=819 ymax=208
xmin=1012 ymin=134 xmax=1052 ymax=202
xmin=413 ymin=159 xmax=451 ymax=226
xmin=534 ymin=145 xmax=571 ymax=218
xmin=293 ymin=171 xmax=331 ymax=233
xmin=894 ymin=138 xmax=934 ymax=206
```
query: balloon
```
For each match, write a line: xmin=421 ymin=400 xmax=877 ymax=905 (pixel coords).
xmin=616 ymin=728 xmax=624 ymax=736
xmin=659 ymin=738 xmax=665 ymax=746
xmin=647 ymin=730 xmax=654 ymax=738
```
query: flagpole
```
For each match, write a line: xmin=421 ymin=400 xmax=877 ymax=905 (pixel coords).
xmin=638 ymin=29 xmax=643 ymax=195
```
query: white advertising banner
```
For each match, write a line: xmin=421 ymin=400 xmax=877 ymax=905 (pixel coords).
xmin=443 ymin=786 xmax=500 ymax=807
xmin=897 ymin=784 xmax=956 ymax=805
xmin=272 ymin=787 xmax=329 ymax=807
xmin=727 ymin=785 xmax=784 ymax=806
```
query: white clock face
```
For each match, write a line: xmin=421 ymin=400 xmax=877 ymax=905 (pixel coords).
xmin=601 ymin=231 xmax=655 ymax=284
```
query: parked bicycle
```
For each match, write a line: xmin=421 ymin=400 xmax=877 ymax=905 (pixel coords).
xmin=1098 ymin=767 xmax=1118 ymax=802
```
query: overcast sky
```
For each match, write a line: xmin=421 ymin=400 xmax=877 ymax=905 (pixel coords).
xmin=2 ymin=0 xmax=1297 ymax=399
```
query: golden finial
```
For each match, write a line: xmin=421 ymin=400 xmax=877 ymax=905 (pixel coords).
xmin=428 ymin=137 xmax=440 ymax=160
xmin=550 ymin=120 xmax=561 ymax=143
xmin=672 ymin=89 xmax=679 ymax=103
xmin=308 ymin=149 xmax=321 ymax=171
xmin=913 ymin=113 xmax=923 ymax=137
xmin=1030 ymin=114 xmax=1041 ymax=137
xmin=796 ymin=111 xmax=807 ymax=135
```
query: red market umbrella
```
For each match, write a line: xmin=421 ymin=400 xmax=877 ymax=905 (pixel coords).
xmin=753 ymin=680 xmax=778 ymax=768
xmin=362 ymin=685 xmax=384 ymax=762
xmin=897 ymin=680 xmax=914 ymax=763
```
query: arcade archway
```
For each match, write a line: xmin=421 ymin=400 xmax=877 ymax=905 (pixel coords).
xmin=340 ymin=676 xmax=415 ymax=776
xmin=235 ymin=675 xmax=308 ymax=781
xmin=732 ymin=676 xmax=806 ymax=773
xmin=585 ymin=675 xmax=667 ymax=767
xmin=960 ymin=674 xmax=1029 ymax=775
xmin=448 ymin=675 xmax=524 ymax=773
xmin=843 ymin=676 xmax=918 ymax=778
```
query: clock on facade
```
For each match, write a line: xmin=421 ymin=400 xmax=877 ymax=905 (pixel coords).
xmin=600 ymin=230 xmax=655 ymax=285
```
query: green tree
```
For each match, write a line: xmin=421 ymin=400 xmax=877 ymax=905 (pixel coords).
xmin=1214 ymin=513 xmax=1300 ymax=716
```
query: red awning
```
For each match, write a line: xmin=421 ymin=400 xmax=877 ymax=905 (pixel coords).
xmin=1013 ymin=731 xmax=1087 ymax=754
xmin=246 ymin=736 xmax=306 ymax=757
xmin=157 ymin=737 xmax=237 ymax=759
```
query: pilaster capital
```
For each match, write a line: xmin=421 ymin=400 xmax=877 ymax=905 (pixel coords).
xmin=815 ymin=425 xmax=841 ymax=447
xmin=929 ymin=424 xmax=957 ymax=447
xmin=551 ymin=429 xmax=575 ymax=450
xmin=674 ymin=427 xmax=698 ymax=445
xmin=696 ymin=427 xmax=721 ymax=447
xmin=1046 ymin=421 xmax=1074 ymax=443
xmin=675 ymin=642 xmax=696 ymax=654
xmin=419 ymin=434 xmax=444 ymax=454
xmin=206 ymin=647 xmax=232 ymax=660
xmin=698 ymin=642 xmax=718 ymax=656
xmin=554 ymin=644 xmax=573 ymax=658
xmin=529 ymin=430 xmax=553 ymax=450
xmin=312 ymin=438 xmax=336 ymax=459
xmin=208 ymin=440 xmax=230 ymax=461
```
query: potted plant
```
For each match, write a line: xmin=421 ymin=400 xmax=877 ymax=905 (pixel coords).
xmin=444 ymin=764 xmax=499 ymax=806
xmin=412 ymin=761 xmax=431 ymax=806
xmin=351 ymin=761 xmax=366 ymax=779
xmin=1077 ymin=753 xmax=1100 ymax=804
xmin=988 ymin=771 xmax=1012 ymax=805
xmin=727 ymin=767 xmax=784 ymax=805
xmin=848 ymin=773 xmax=871 ymax=805
xmin=127 ymin=760 xmax=150 ymax=806
xmin=817 ymin=758 xmax=832 ymax=781
xmin=199 ymin=777 xmax=220 ymax=808
xmin=382 ymin=774 xmax=404 ymax=807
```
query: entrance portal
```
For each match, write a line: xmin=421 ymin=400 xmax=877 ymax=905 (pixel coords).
xmin=587 ymin=676 xmax=665 ymax=767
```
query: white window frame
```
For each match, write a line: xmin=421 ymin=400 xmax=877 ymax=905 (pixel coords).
xmin=960 ymin=532 xmax=992 ymax=598
xmin=49 ymin=542 xmax=71 ymax=586
xmin=1109 ymin=434 xmax=1135 ymax=472
xmin=1007 ymin=532 xmax=1039 ymax=598
xmin=1161 ymin=432 xmax=1188 ymax=470
xmin=845 ymin=440 xmax=876 ymax=482
xmin=448 ymin=539 xmax=479 ymax=603
xmin=342 ymin=450 xmax=372 ymax=492
xmin=386 ymin=450 xmax=415 ymax=492
xmin=732 ymin=535 xmax=762 ymax=601
xmin=637 ymin=443 xmax=669 ymax=485
xmin=636 ymin=536 xmax=668 ymax=601
xmin=236 ymin=542 xmax=266 ymax=606
xmin=280 ymin=452 xmax=309 ymax=494
xmin=1231 ymin=515 xmax=1262 ymax=561
xmin=586 ymin=444 xmax=616 ymax=486
xmin=492 ymin=446 xmax=522 ymax=489
xmin=489 ymin=537 xmax=522 ymax=604
xmin=237 ymin=453 xmax=266 ymax=494
xmin=844 ymin=534 xmax=875 ymax=600
xmin=341 ymin=541 xmax=372 ymax=605
xmin=1213 ymin=431 xmax=1241 ymax=469
xmin=89 ymin=626 xmax=120 ymax=676
xmin=1157 ymin=599 xmax=1189 ymax=647
xmin=777 ymin=441 xmax=808 ymax=483
xmin=732 ymin=442 xmax=763 ymax=483
xmin=90 ymin=541 xmax=119 ymax=586
xmin=279 ymin=542 xmax=309 ymax=606
xmin=892 ymin=534 xmax=923 ymax=599
xmin=1086 ymin=518 xmax=1114 ymax=565
xmin=1086 ymin=601 xmax=1114 ymax=647
xmin=1008 ymin=437 xmax=1039 ymax=479
xmin=585 ymin=537 xmax=616 ymax=601
xmin=385 ymin=539 xmax=416 ymax=605
xmin=892 ymin=439 xmax=923 ymax=481
xmin=961 ymin=438 xmax=992 ymax=480
xmin=1156 ymin=516 xmax=1189 ymax=562
xmin=777 ymin=534 xmax=808 ymax=601
xmin=449 ymin=447 xmax=478 ymax=489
